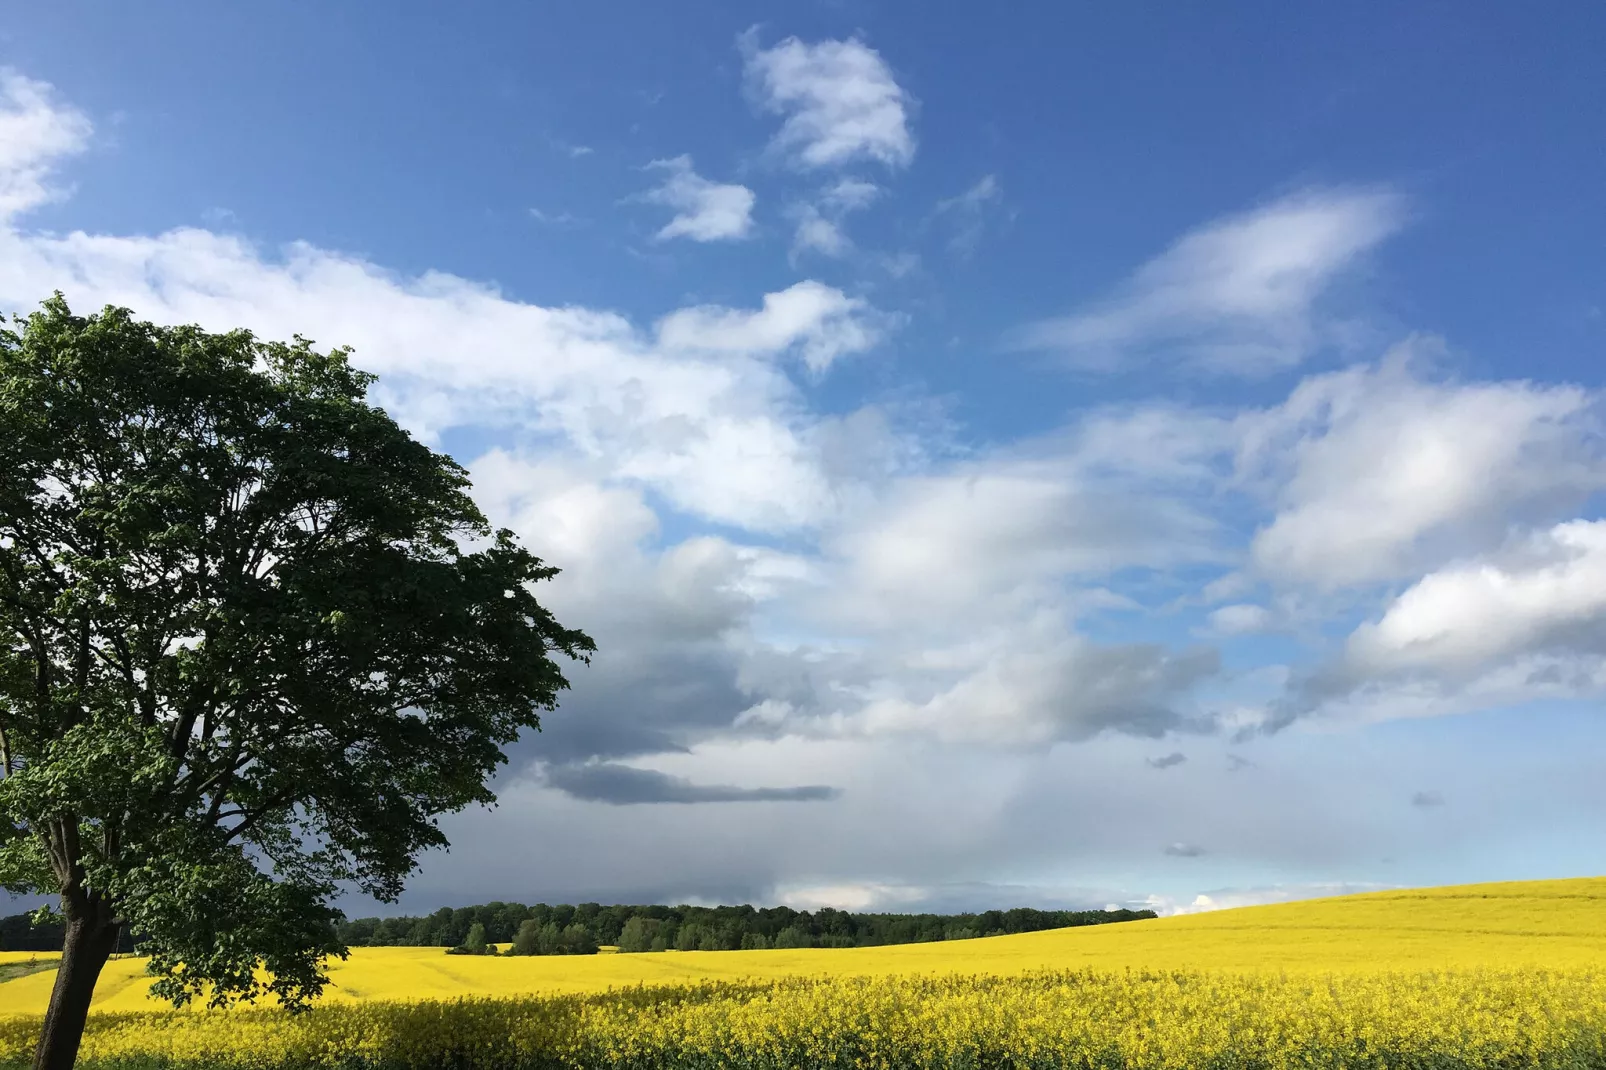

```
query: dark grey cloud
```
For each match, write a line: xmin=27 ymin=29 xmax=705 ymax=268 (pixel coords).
xmin=509 ymin=640 xmax=752 ymax=766
xmin=1052 ymin=645 xmax=1220 ymax=743
xmin=1163 ymin=842 xmax=1206 ymax=857
xmin=1146 ymin=751 xmax=1186 ymax=769
xmin=542 ymin=761 xmax=840 ymax=805
xmin=1411 ymin=790 xmax=1445 ymax=808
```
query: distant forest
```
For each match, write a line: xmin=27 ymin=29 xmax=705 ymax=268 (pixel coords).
xmin=341 ymin=903 xmax=1159 ymax=954
xmin=1 ymin=903 xmax=1157 ymax=956
xmin=0 ymin=913 xmax=135 ymax=953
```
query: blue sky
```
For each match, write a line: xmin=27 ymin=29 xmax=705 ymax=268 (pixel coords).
xmin=2 ymin=2 xmax=1604 ymax=916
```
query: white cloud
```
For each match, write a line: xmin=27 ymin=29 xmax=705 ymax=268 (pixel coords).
xmin=656 ymin=279 xmax=889 ymax=375
xmin=14 ymin=69 xmax=1606 ymax=913
xmin=1241 ymin=342 xmax=1604 ymax=589
xmin=1138 ymin=882 xmax=1398 ymax=917
xmin=823 ymin=178 xmax=881 ymax=211
xmin=0 ymin=69 xmax=93 ymax=218
xmin=818 ymin=445 xmax=1227 ymax=636
xmin=641 ymin=155 xmax=755 ymax=242
xmin=774 ymin=882 xmax=930 ymax=912
xmin=775 ymin=615 xmax=1220 ymax=748
xmin=0 ymin=80 xmax=893 ymax=536
xmin=790 ymin=178 xmax=881 ymax=260
xmin=1014 ymin=188 xmax=1405 ymax=374
xmin=743 ymin=33 xmax=914 ymax=170
xmin=791 ymin=212 xmax=849 ymax=258
xmin=0 ymin=225 xmax=897 ymax=532
xmin=934 ymin=174 xmax=1002 ymax=256
xmin=1207 ymin=604 xmax=1273 ymax=636
xmin=529 ymin=207 xmax=579 ymax=227
xmin=1345 ymin=520 xmax=1606 ymax=678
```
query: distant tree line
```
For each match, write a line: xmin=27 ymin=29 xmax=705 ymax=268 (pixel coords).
xmin=0 ymin=913 xmax=135 ymax=954
xmin=336 ymin=903 xmax=1159 ymax=956
xmin=3 ymin=903 xmax=1157 ymax=956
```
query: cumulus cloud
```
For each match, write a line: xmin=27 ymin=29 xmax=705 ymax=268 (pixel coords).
xmin=819 ymin=454 xmax=1226 ymax=634
xmin=464 ymin=451 xmax=821 ymax=765
xmin=1343 ymin=520 xmax=1606 ymax=678
xmin=742 ymin=33 xmax=915 ymax=170
xmin=656 ymin=279 xmax=890 ymax=375
xmin=1261 ymin=517 xmax=1606 ymax=732
xmin=1241 ymin=343 xmax=1605 ymax=589
xmin=640 ymin=155 xmax=756 ymax=242
xmin=14 ymin=68 xmax=1606 ymax=916
xmin=0 ymin=69 xmax=93 ymax=218
xmin=540 ymin=761 xmax=839 ymax=805
xmin=0 ymin=228 xmax=900 ymax=532
xmin=843 ymin=631 xmax=1220 ymax=747
xmin=1013 ymin=188 xmax=1405 ymax=374
xmin=1275 ymin=519 xmax=1606 ymax=728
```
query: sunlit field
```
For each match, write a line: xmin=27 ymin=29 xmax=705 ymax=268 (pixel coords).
xmin=6 ymin=875 xmax=1604 ymax=1015
xmin=3 ymin=877 xmax=1605 ymax=1068
xmin=0 ymin=954 xmax=58 ymax=967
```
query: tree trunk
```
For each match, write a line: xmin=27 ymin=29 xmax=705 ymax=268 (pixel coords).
xmin=31 ymin=903 xmax=120 ymax=1070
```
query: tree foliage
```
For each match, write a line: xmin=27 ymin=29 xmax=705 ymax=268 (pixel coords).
xmin=0 ymin=297 xmax=593 ymax=1068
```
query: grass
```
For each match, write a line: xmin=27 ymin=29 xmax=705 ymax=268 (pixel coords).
xmin=0 ymin=956 xmax=57 ymax=985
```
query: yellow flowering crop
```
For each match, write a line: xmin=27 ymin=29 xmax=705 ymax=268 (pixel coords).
xmin=4 ymin=969 xmax=1605 ymax=1070
xmin=2 ymin=876 xmax=1604 ymax=1068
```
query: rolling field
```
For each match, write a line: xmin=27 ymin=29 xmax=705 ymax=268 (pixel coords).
xmin=5 ymin=875 xmax=1605 ymax=1015
xmin=3 ymin=877 xmax=1605 ymax=1069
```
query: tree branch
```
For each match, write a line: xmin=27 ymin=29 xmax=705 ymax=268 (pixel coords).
xmin=221 ymin=788 xmax=299 ymax=844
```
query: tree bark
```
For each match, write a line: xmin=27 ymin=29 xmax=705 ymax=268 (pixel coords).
xmin=31 ymin=901 xmax=120 ymax=1070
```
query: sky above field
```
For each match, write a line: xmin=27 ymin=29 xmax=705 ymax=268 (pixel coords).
xmin=2 ymin=2 xmax=1604 ymax=918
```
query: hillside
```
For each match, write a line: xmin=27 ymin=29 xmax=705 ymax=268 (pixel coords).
xmin=3 ymin=875 xmax=1603 ymax=1016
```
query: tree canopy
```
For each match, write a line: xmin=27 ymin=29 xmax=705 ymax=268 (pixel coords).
xmin=0 ymin=297 xmax=594 ymax=1070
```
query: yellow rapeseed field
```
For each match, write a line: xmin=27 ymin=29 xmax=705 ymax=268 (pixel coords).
xmin=2 ymin=876 xmax=1604 ymax=1068
xmin=6 ymin=875 xmax=1604 ymax=1015
xmin=0 ymin=955 xmax=57 ymax=968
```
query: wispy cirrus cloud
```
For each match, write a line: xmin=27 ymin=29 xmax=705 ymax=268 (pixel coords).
xmin=1012 ymin=188 xmax=1405 ymax=375
xmin=933 ymin=174 xmax=1004 ymax=257
xmin=790 ymin=178 xmax=881 ymax=260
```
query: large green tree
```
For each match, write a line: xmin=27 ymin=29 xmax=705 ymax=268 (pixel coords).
xmin=0 ymin=297 xmax=595 ymax=1070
